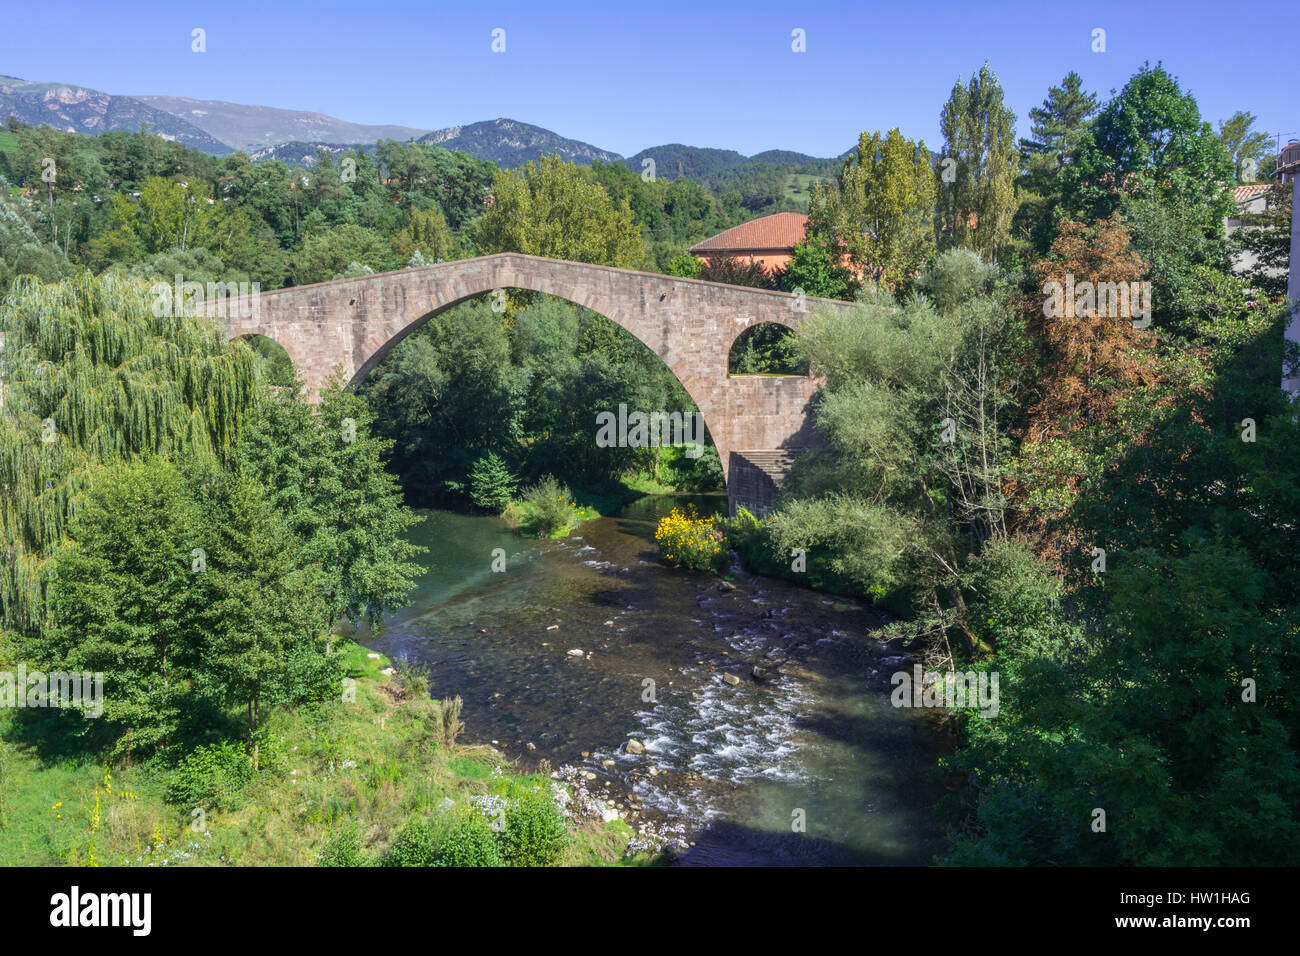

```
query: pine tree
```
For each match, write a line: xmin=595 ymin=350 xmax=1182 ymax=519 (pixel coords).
xmin=468 ymin=451 xmax=517 ymax=513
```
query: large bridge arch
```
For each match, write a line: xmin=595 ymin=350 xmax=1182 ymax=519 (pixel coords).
xmin=216 ymin=253 xmax=855 ymax=511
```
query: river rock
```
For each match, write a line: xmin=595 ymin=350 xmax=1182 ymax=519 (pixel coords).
xmin=717 ymin=580 xmax=736 ymax=592
xmin=581 ymin=770 xmax=597 ymax=781
xmin=722 ymin=673 xmax=741 ymax=686
xmin=547 ymin=624 xmax=559 ymax=631
xmin=525 ymin=742 xmax=536 ymax=752
xmin=751 ymin=665 xmax=769 ymax=682
xmin=626 ymin=739 xmax=645 ymax=754
xmin=567 ymin=648 xmax=584 ymax=657
xmin=601 ymin=759 xmax=615 ymax=768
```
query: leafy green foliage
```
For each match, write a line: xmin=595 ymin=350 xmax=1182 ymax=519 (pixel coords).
xmin=384 ymin=817 xmax=444 ymax=866
xmin=808 ymin=128 xmax=936 ymax=288
xmin=164 ymin=741 xmax=255 ymax=811
xmin=317 ymin=821 xmax=368 ymax=867
xmin=498 ymin=789 xmax=568 ymax=866
xmin=436 ymin=814 xmax=507 ymax=867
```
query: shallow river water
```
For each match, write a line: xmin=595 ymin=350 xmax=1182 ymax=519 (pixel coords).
xmin=366 ymin=494 xmax=951 ymax=865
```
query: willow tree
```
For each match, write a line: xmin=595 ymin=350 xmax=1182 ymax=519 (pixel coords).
xmin=0 ymin=272 xmax=261 ymax=634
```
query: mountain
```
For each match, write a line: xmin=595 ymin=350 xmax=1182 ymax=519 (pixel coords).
xmin=137 ymin=95 xmax=428 ymax=151
xmin=623 ymin=144 xmax=842 ymax=181
xmin=246 ymin=141 xmax=377 ymax=165
xmin=417 ymin=118 xmax=619 ymax=167
xmin=0 ymin=75 xmax=234 ymax=154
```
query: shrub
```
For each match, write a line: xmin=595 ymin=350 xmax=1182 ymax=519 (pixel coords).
xmin=318 ymin=821 xmax=367 ymax=866
xmin=164 ymin=741 xmax=254 ymax=811
xmin=468 ymin=452 xmax=517 ymax=512
xmin=391 ymin=659 xmax=430 ymax=701
xmin=654 ymin=505 xmax=729 ymax=572
xmin=498 ymin=789 xmax=569 ymax=867
xmin=431 ymin=695 xmax=464 ymax=750
xmin=384 ymin=817 xmax=442 ymax=866
xmin=434 ymin=815 xmax=506 ymax=867
xmin=654 ymin=443 xmax=725 ymax=492
xmin=518 ymin=475 xmax=584 ymax=537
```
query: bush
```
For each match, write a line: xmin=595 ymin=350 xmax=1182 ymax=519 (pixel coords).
xmin=385 ymin=817 xmax=443 ymax=866
xmin=499 ymin=789 xmax=569 ymax=867
xmin=654 ymin=505 xmax=729 ymax=573
xmin=653 ymin=443 xmax=725 ymax=492
xmin=468 ymin=452 xmax=517 ymax=512
xmin=518 ymin=475 xmax=583 ymax=537
xmin=165 ymin=741 xmax=254 ymax=811
xmin=434 ymin=815 xmax=506 ymax=867
xmin=318 ymin=821 xmax=367 ymax=866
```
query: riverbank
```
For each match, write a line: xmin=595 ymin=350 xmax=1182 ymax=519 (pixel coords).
xmin=0 ymin=641 xmax=660 ymax=866
xmin=371 ymin=497 xmax=952 ymax=864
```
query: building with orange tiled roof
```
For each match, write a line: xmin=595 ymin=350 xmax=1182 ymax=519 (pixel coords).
xmin=688 ymin=212 xmax=810 ymax=272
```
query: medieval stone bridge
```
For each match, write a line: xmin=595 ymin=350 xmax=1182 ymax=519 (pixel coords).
xmin=217 ymin=253 xmax=855 ymax=513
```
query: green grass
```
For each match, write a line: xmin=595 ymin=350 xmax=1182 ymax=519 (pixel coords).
xmin=0 ymin=640 xmax=656 ymax=866
xmin=782 ymin=173 xmax=829 ymax=208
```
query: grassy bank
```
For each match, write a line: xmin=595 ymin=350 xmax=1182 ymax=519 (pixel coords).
xmin=0 ymin=641 xmax=660 ymax=866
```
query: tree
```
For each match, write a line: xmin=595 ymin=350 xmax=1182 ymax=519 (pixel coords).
xmin=0 ymin=273 xmax=260 ymax=634
xmin=1064 ymin=64 xmax=1234 ymax=239
xmin=697 ymin=255 xmax=776 ymax=289
xmin=290 ymin=224 xmax=397 ymax=285
xmin=1233 ymin=181 xmax=1292 ymax=298
xmin=233 ymin=379 xmax=425 ymax=638
xmin=1217 ymin=110 xmax=1272 ymax=182
xmin=44 ymin=460 xmax=207 ymax=758
xmin=468 ymin=451 xmax=517 ymax=512
xmin=192 ymin=468 xmax=335 ymax=766
xmin=779 ymin=241 xmax=856 ymax=300
xmin=936 ymin=63 xmax=1020 ymax=261
xmin=391 ymin=205 xmax=455 ymax=263
xmin=1015 ymin=72 xmax=1100 ymax=253
xmin=807 ymin=128 xmax=935 ymax=289
xmin=474 ymin=155 xmax=645 ymax=268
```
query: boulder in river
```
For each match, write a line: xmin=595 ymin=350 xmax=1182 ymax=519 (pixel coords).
xmin=722 ymin=673 xmax=741 ymax=686
xmin=626 ymin=739 xmax=645 ymax=754
xmin=567 ymin=648 xmax=584 ymax=657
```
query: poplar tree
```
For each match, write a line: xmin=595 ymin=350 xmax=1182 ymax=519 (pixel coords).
xmin=807 ymin=128 xmax=935 ymax=290
xmin=936 ymin=62 xmax=1020 ymax=261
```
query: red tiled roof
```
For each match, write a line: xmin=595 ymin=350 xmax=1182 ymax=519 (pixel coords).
xmin=1232 ymin=183 xmax=1273 ymax=204
xmin=689 ymin=212 xmax=808 ymax=253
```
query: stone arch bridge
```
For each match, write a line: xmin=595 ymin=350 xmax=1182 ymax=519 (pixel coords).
xmin=216 ymin=253 xmax=854 ymax=514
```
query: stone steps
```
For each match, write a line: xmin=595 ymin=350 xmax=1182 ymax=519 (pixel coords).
xmin=732 ymin=449 xmax=800 ymax=484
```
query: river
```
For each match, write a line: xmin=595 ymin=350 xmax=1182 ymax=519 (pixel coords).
xmin=365 ymin=494 xmax=951 ymax=865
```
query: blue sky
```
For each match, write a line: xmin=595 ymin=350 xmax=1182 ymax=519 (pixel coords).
xmin=3 ymin=0 xmax=1294 ymax=157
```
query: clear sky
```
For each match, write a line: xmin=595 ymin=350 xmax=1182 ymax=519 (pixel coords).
xmin=3 ymin=0 xmax=1295 ymax=158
